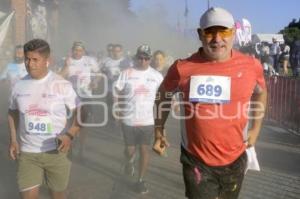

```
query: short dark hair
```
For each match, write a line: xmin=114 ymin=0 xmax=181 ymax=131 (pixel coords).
xmin=24 ymin=39 xmax=50 ymax=58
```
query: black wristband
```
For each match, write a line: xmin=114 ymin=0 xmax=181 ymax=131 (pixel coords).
xmin=65 ymin=132 xmax=74 ymax=140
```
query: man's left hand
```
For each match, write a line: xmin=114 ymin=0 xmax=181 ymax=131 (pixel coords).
xmin=57 ymin=135 xmax=72 ymax=153
xmin=247 ymin=128 xmax=259 ymax=148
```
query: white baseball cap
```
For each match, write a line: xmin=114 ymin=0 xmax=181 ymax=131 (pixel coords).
xmin=200 ymin=7 xmax=235 ymax=29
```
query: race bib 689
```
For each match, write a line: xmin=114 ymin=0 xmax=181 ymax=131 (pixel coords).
xmin=189 ymin=75 xmax=231 ymax=104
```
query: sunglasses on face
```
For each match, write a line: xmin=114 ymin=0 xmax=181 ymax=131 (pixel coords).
xmin=202 ymin=28 xmax=234 ymax=39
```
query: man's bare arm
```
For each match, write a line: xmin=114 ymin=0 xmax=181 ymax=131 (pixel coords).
xmin=248 ymin=88 xmax=267 ymax=147
xmin=57 ymin=108 xmax=80 ymax=152
xmin=8 ymin=109 xmax=20 ymax=160
xmin=153 ymin=85 xmax=173 ymax=155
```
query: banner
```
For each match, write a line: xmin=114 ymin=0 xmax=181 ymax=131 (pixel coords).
xmin=0 ymin=12 xmax=15 ymax=48
xmin=234 ymin=18 xmax=252 ymax=47
xmin=235 ymin=20 xmax=243 ymax=46
xmin=242 ymin=18 xmax=252 ymax=45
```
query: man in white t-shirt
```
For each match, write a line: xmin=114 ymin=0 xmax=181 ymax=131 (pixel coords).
xmin=101 ymin=44 xmax=133 ymax=128
xmin=98 ymin=43 xmax=114 ymax=66
xmin=61 ymin=41 xmax=99 ymax=97
xmin=115 ymin=45 xmax=163 ymax=194
xmin=8 ymin=39 xmax=80 ymax=199
xmin=60 ymin=41 xmax=99 ymax=160
xmin=0 ymin=45 xmax=28 ymax=89
xmin=270 ymin=37 xmax=281 ymax=72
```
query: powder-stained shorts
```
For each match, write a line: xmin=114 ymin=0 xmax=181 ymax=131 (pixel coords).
xmin=181 ymin=147 xmax=247 ymax=199
xmin=121 ymin=124 xmax=154 ymax=146
xmin=17 ymin=150 xmax=71 ymax=192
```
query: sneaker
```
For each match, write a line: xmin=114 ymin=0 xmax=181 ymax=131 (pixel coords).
xmin=136 ymin=181 xmax=148 ymax=194
xmin=124 ymin=162 xmax=134 ymax=176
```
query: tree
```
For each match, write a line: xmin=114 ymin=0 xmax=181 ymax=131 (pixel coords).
xmin=280 ymin=19 xmax=300 ymax=45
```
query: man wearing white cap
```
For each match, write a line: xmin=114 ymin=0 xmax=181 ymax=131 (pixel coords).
xmin=153 ymin=7 xmax=267 ymax=199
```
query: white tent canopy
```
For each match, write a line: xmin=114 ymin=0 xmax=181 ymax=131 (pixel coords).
xmin=252 ymin=33 xmax=284 ymax=44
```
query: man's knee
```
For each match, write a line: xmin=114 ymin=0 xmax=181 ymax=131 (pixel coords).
xmin=21 ymin=187 xmax=39 ymax=199
xmin=124 ymin=146 xmax=136 ymax=158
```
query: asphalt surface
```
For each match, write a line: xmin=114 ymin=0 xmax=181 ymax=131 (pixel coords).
xmin=0 ymin=85 xmax=299 ymax=199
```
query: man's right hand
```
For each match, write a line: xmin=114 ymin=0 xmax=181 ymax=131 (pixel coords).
xmin=152 ymin=127 xmax=170 ymax=156
xmin=9 ymin=141 xmax=20 ymax=160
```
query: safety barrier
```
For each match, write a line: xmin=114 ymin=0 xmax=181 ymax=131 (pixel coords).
xmin=265 ymin=76 xmax=300 ymax=134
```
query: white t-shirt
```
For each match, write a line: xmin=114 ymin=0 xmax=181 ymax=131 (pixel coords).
xmin=0 ymin=62 xmax=27 ymax=88
xmin=102 ymin=57 xmax=132 ymax=73
xmin=67 ymin=56 xmax=99 ymax=97
xmin=270 ymin=42 xmax=281 ymax=56
xmin=115 ymin=67 xmax=163 ymax=126
xmin=9 ymin=71 xmax=79 ymax=153
xmin=102 ymin=57 xmax=133 ymax=92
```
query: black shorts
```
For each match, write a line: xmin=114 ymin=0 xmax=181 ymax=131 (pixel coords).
xmin=121 ymin=124 xmax=153 ymax=146
xmin=181 ymin=147 xmax=247 ymax=199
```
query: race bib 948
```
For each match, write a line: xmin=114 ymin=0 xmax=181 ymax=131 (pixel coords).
xmin=189 ymin=75 xmax=231 ymax=104
xmin=25 ymin=115 xmax=53 ymax=135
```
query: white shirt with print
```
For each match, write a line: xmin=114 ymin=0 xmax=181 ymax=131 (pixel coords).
xmin=102 ymin=57 xmax=133 ymax=92
xmin=9 ymin=71 xmax=78 ymax=153
xmin=115 ymin=67 xmax=163 ymax=126
xmin=67 ymin=56 xmax=99 ymax=97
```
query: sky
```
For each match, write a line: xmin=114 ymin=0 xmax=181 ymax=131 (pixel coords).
xmin=130 ymin=0 xmax=300 ymax=34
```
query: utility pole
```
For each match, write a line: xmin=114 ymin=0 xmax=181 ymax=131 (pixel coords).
xmin=207 ymin=0 xmax=211 ymax=10
xmin=184 ymin=0 xmax=189 ymax=36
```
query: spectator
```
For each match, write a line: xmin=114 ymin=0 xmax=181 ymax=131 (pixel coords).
xmin=280 ymin=43 xmax=290 ymax=76
xmin=270 ymin=37 xmax=281 ymax=72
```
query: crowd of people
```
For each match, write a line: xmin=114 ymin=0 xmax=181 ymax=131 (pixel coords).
xmin=239 ymin=37 xmax=300 ymax=77
xmin=1 ymin=38 xmax=174 ymax=198
xmin=0 ymin=6 xmax=269 ymax=199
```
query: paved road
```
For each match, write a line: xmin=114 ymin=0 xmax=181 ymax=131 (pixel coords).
xmin=0 ymin=85 xmax=299 ymax=199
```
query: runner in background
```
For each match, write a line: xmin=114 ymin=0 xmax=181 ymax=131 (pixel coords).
xmin=151 ymin=50 xmax=180 ymax=114
xmin=115 ymin=45 xmax=163 ymax=194
xmin=101 ymin=43 xmax=114 ymax=64
xmin=0 ymin=45 xmax=27 ymax=89
xmin=60 ymin=41 xmax=99 ymax=161
xmin=101 ymin=44 xmax=132 ymax=130
xmin=151 ymin=50 xmax=169 ymax=76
